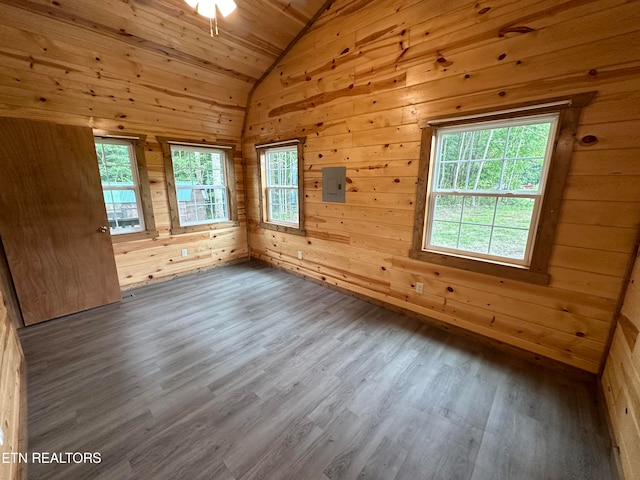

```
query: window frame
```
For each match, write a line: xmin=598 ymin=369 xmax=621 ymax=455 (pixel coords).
xmin=410 ymin=92 xmax=596 ymax=285
xmin=158 ymin=137 xmax=238 ymax=235
xmin=256 ymin=138 xmax=306 ymax=236
xmin=94 ymin=133 xmax=158 ymax=242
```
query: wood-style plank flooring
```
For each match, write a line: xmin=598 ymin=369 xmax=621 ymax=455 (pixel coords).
xmin=20 ymin=261 xmax=613 ymax=479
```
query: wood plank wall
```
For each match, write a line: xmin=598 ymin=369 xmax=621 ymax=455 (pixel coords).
xmin=602 ymin=250 xmax=640 ymax=479
xmin=243 ymin=0 xmax=640 ymax=373
xmin=0 ymin=2 xmax=250 ymax=288
xmin=0 ymin=286 xmax=26 ymax=480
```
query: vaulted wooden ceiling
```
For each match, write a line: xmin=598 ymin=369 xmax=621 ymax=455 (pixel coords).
xmin=0 ymin=0 xmax=330 ymax=139
xmin=5 ymin=0 xmax=329 ymax=82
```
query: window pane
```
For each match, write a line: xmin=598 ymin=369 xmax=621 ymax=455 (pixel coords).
xmin=103 ymin=189 xmax=141 ymax=231
xmin=501 ymin=158 xmax=544 ymax=191
xmin=95 ymin=142 xmax=134 ymax=186
xmin=172 ymin=149 xmax=193 ymax=182
xmin=465 ymin=160 xmax=502 ymax=191
xmin=433 ymin=195 xmax=463 ymax=221
xmin=171 ymin=149 xmax=224 ymax=186
xmin=96 ymin=145 xmax=107 ymax=181
xmin=489 ymin=227 xmax=529 ymax=259
xmin=506 ymin=122 xmax=551 ymax=158
xmin=471 ymin=127 xmax=508 ymax=161
xmin=428 ymin=195 xmax=534 ymax=262
xmin=428 ymin=195 xmax=533 ymax=261
xmin=208 ymin=187 xmax=228 ymax=220
xmin=211 ymin=157 xmax=225 ymax=185
xmin=177 ymin=187 xmax=228 ymax=224
xmin=431 ymin=221 xmax=460 ymax=249
xmin=435 ymin=121 xmax=552 ymax=193
xmin=461 ymin=196 xmax=497 ymax=225
xmin=268 ymin=188 xmax=298 ymax=224
xmin=494 ymin=198 xmax=534 ymax=228
xmin=436 ymin=161 xmax=456 ymax=190
xmin=458 ymin=224 xmax=492 ymax=254
xmin=178 ymin=188 xmax=198 ymax=223
xmin=267 ymin=148 xmax=298 ymax=187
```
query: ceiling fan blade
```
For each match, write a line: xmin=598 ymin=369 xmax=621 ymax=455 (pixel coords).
xmin=217 ymin=0 xmax=237 ymax=17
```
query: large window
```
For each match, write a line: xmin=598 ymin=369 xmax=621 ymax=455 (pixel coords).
xmin=426 ymin=115 xmax=557 ymax=266
xmin=411 ymin=93 xmax=595 ymax=284
xmin=159 ymin=138 xmax=238 ymax=234
xmin=256 ymin=139 xmax=305 ymax=235
xmin=95 ymin=135 xmax=156 ymax=239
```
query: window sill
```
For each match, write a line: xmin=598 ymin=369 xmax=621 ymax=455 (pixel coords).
xmin=260 ymin=221 xmax=306 ymax=236
xmin=409 ymin=248 xmax=550 ymax=285
xmin=170 ymin=220 xmax=240 ymax=235
xmin=110 ymin=230 xmax=159 ymax=243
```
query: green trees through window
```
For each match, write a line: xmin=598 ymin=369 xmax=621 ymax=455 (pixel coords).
xmin=266 ymin=147 xmax=299 ymax=225
xmin=435 ymin=122 xmax=550 ymax=192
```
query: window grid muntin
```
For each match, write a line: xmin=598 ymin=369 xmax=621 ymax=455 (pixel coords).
xmin=433 ymin=119 xmax=551 ymax=194
xmin=265 ymin=146 xmax=299 ymax=226
xmin=427 ymin=193 xmax=539 ymax=265
xmin=170 ymin=145 xmax=229 ymax=226
xmin=424 ymin=114 xmax=558 ymax=267
xmin=266 ymin=187 xmax=299 ymax=225
xmin=95 ymin=138 xmax=145 ymax=235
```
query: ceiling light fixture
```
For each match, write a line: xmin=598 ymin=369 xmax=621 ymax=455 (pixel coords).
xmin=184 ymin=0 xmax=237 ymax=37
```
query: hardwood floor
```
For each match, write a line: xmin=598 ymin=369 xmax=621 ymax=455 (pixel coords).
xmin=20 ymin=261 xmax=613 ymax=480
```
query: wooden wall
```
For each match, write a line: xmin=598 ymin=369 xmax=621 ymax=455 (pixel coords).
xmin=243 ymin=0 xmax=640 ymax=373
xmin=0 ymin=286 xmax=26 ymax=480
xmin=602 ymin=249 xmax=640 ymax=479
xmin=0 ymin=1 xmax=250 ymax=289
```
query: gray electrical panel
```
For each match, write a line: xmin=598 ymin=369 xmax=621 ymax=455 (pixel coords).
xmin=322 ymin=166 xmax=346 ymax=203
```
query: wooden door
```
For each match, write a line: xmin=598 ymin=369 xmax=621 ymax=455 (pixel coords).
xmin=0 ymin=118 xmax=121 ymax=325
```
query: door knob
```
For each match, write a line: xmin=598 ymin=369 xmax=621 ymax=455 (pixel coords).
xmin=98 ymin=226 xmax=108 ymax=233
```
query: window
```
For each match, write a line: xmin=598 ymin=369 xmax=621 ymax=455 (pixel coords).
xmin=159 ymin=138 xmax=238 ymax=234
xmin=411 ymin=93 xmax=595 ymax=284
xmin=426 ymin=115 xmax=557 ymax=265
xmin=95 ymin=135 xmax=157 ymax=240
xmin=256 ymin=139 xmax=305 ymax=235
xmin=171 ymin=145 xmax=229 ymax=225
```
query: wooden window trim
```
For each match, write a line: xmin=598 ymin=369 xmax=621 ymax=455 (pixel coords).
xmin=256 ymin=138 xmax=306 ymax=236
xmin=158 ymin=136 xmax=239 ymax=235
xmin=94 ymin=132 xmax=158 ymax=243
xmin=410 ymin=92 xmax=596 ymax=285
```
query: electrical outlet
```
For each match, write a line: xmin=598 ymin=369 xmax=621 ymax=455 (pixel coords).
xmin=416 ymin=282 xmax=424 ymax=294
xmin=297 ymin=251 xmax=303 ymax=260
xmin=181 ymin=249 xmax=188 ymax=257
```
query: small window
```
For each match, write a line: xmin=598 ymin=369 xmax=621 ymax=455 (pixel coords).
xmin=159 ymin=138 xmax=238 ymax=234
xmin=95 ymin=136 xmax=156 ymax=239
xmin=171 ymin=145 xmax=229 ymax=225
xmin=256 ymin=139 xmax=305 ymax=236
xmin=411 ymin=93 xmax=595 ymax=284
